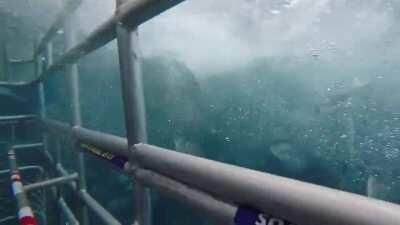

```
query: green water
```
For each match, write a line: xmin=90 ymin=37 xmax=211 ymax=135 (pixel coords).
xmin=36 ymin=48 xmax=399 ymax=224
xmin=1 ymin=0 xmax=400 ymax=224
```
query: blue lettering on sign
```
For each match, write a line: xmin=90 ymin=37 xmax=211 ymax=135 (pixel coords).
xmin=234 ymin=206 xmax=295 ymax=225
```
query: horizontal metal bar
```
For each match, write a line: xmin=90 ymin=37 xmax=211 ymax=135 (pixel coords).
xmin=54 ymin=161 xmax=120 ymax=225
xmin=35 ymin=0 xmax=185 ymax=85
xmin=0 ymin=81 xmax=28 ymax=87
xmin=9 ymin=59 xmax=34 ymax=65
xmin=73 ymin=126 xmax=128 ymax=157
xmin=35 ymin=0 xmax=83 ymax=56
xmin=115 ymin=0 xmax=185 ymax=30
xmin=78 ymin=190 xmax=122 ymax=225
xmin=45 ymin=162 xmax=79 ymax=225
xmin=0 ymin=215 xmax=16 ymax=224
xmin=12 ymin=143 xmax=44 ymax=150
xmin=12 ymin=121 xmax=286 ymax=225
xmin=59 ymin=197 xmax=80 ymax=225
xmin=0 ymin=114 xmax=36 ymax=122
xmin=0 ymin=165 xmax=44 ymax=175
xmin=41 ymin=118 xmax=73 ymax=136
xmin=43 ymin=123 xmax=400 ymax=224
xmin=133 ymin=168 xmax=236 ymax=225
xmin=40 ymin=119 xmax=128 ymax=157
xmin=133 ymin=144 xmax=400 ymax=225
xmin=46 ymin=125 xmax=290 ymax=224
xmin=56 ymin=163 xmax=77 ymax=190
xmin=1 ymin=0 xmax=185 ymax=87
xmin=25 ymin=173 xmax=78 ymax=191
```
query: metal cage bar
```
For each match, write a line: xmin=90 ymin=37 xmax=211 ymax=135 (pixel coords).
xmin=1 ymin=44 xmax=9 ymax=81
xmin=2 ymin=1 xmax=400 ymax=225
xmin=0 ymin=0 xmax=185 ymax=87
xmin=115 ymin=0 xmax=151 ymax=223
xmin=39 ymin=118 xmax=400 ymax=225
xmin=64 ymin=9 xmax=89 ymax=225
xmin=8 ymin=148 xmax=38 ymax=225
xmin=35 ymin=0 xmax=83 ymax=56
xmin=58 ymin=197 xmax=80 ymax=225
xmin=24 ymin=173 xmax=78 ymax=191
xmin=8 ymin=59 xmax=34 ymax=65
xmin=134 ymin=144 xmax=400 ymax=225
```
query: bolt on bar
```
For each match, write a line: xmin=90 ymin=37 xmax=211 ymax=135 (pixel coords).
xmin=24 ymin=172 xmax=78 ymax=192
xmin=8 ymin=149 xmax=38 ymax=225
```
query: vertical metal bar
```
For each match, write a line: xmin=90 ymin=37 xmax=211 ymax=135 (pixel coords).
xmin=116 ymin=1 xmax=151 ymax=224
xmin=10 ymin=124 xmax=16 ymax=142
xmin=35 ymin=39 xmax=52 ymax=225
xmin=45 ymin=42 xmax=53 ymax=69
xmin=37 ymin=41 xmax=50 ymax=118
xmin=64 ymin=11 xmax=88 ymax=225
xmin=37 ymin=39 xmax=54 ymax=172
xmin=35 ymin=39 xmax=61 ymax=224
xmin=56 ymin=140 xmax=62 ymax=165
xmin=1 ymin=43 xmax=9 ymax=81
xmin=58 ymin=198 xmax=80 ymax=225
xmin=34 ymin=40 xmax=42 ymax=79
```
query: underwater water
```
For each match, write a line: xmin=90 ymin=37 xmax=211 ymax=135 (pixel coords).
xmin=1 ymin=0 xmax=400 ymax=224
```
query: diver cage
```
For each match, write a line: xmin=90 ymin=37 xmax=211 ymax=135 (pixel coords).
xmin=0 ymin=0 xmax=399 ymax=225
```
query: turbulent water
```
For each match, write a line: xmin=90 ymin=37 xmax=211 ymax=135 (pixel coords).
xmin=1 ymin=0 xmax=400 ymax=225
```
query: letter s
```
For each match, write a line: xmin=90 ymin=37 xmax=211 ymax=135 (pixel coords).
xmin=255 ymin=214 xmax=267 ymax=225
xmin=268 ymin=218 xmax=284 ymax=225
